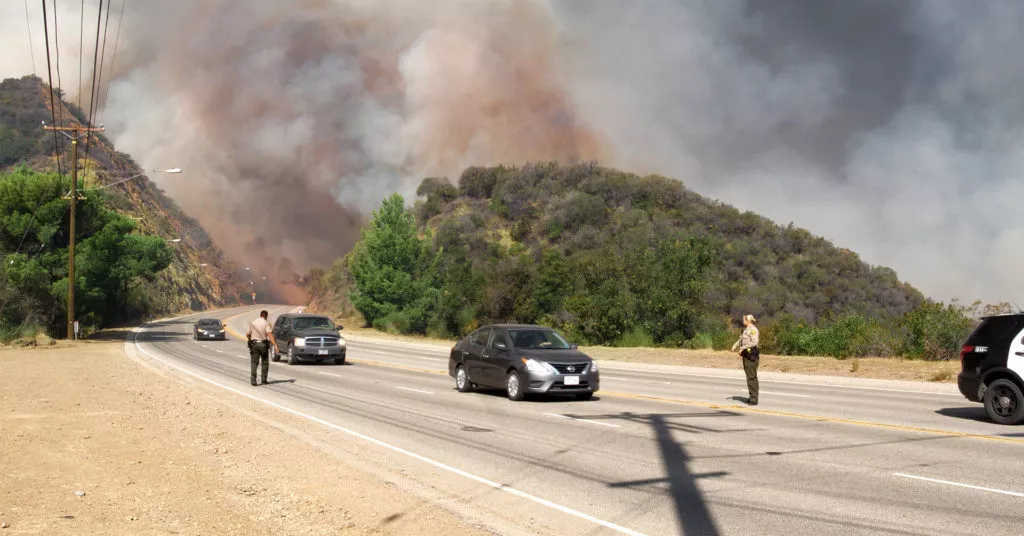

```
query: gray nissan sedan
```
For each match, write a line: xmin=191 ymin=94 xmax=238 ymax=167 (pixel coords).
xmin=448 ymin=324 xmax=599 ymax=401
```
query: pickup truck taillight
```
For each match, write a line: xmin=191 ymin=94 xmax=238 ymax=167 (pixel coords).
xmin=960 ymin=345 xmax=974 ymax=363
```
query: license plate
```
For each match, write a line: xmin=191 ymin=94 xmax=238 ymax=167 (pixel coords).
xmin=317 ymin=349 xmax=328 ymax=355
xmin=564 ymin=376 xmax=580 ymax=386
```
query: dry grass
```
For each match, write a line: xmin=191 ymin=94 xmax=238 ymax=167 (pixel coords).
xmin=338 ymin=327 xmax=959 ymax=384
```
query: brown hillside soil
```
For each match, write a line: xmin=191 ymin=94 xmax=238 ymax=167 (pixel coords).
xmin=0 ymin=336 xmax=486 ymax=535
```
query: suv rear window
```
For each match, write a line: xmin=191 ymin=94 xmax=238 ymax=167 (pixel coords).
xmin=966 ymin=316 xmax=1022 ymax=346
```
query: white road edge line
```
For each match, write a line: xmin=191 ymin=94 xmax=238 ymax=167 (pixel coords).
xmin=396 ymin=386 xmax=434 ymax=395
xmin=543 ymin=413 xmax=622 ymax=428
xmin=760 ymin=391 xmax=811 ymax=398
xmin=130 ymin=328 xmax=646 ymax=536
xmin=894 ymin=473 xmax=1024 ymax=498
xmin=317 ymin=372 xmax=341 ymax=378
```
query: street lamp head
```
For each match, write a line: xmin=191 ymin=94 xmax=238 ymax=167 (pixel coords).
xmin=169 ymin=238 xmax=181 ymax=243
xmin=164 ymin=168 xmax=183 ymax=174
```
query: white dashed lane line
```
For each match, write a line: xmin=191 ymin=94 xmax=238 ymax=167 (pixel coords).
xmin=543 ymin=413 xmax=621 ymax=428
xmin=760 ymin=391 xmax=811 ymax=398
xmin=396 ymin=386 xmax=435 ymax=395
xmin=894 ymin=473 xmax=1024 ymax=498
xmin=317 ymin=372 xmax=341 ymax=378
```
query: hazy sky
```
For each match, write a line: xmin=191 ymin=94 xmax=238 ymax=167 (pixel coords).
xmin=2 ymin=0 xmax=1022 ymax=306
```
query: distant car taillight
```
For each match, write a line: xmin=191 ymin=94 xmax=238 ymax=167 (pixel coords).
xmin=960 ymin=345 xmax=974 ymax=363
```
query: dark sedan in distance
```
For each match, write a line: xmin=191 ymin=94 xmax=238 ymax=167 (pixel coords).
xmin=193 ymin=318 xmax=226 ymax=340
xmin=448 ymin=324 xmax=599 ymax=401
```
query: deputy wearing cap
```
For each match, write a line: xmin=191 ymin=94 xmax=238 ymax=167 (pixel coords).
xmin=246 ymin=310 xmax=278 ymax=386
xmin=731 ymin=314 xmax=760 ymax=405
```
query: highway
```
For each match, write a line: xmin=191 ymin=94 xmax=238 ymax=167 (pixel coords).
xmin=126 ymin=305 xmax=1024 ymax=536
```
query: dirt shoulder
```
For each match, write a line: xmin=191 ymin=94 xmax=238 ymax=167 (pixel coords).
xmin=0 ymin=334 xmax=488 ymax=535
xmin=339 ymin=325 xmax=958 ymax=384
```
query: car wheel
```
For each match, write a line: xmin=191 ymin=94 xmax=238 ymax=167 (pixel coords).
xmin=984 ymin=378 xmax=1024 ymax=425
xmin=575 ymin=392 xmax=594 ymax=401
xmin=506 ymin=370 xmax=525 ymax=401
xmin=287 ymin=344 xmax=298 ymax=366
xmin=334 ymin=355 xmax=345 ymax=365
xmin=455 ymin=365 xmax=472 ymax=393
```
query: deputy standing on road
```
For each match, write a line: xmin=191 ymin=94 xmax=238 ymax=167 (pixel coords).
xmin=731 ymin=314 xmax=760 ymax=405
xmin=246 ymin=310 xmax=278 ymax=386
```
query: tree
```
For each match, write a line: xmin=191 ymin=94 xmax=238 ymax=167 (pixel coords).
xmin=347 ymin=193 xmax=440 ymax=333
xmin=1 ymin=166 xmax=173 ymax=336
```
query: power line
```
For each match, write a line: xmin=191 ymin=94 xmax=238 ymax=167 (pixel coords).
xmin=83 ymin=0 xmax=107 ymax=176
xmin=79 ymin=0 xmax=84 ymax=113
xmin=23 ymin=0 xmax=37 ymax=77
xmin=97 ymin=0 xmax=127 ymax=129
xmin=17 ymin=2 xmax=65 ymax=256
xmin=51 ymin=0 xmax=67 ymax=166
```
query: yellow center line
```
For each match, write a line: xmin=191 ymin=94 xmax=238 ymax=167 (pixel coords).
xmin=204 ymin=313 xmax=1024 ymax=446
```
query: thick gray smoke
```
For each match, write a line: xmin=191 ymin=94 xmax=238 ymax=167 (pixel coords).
xmin=3 ymin=0 xmax=1023 ymax=305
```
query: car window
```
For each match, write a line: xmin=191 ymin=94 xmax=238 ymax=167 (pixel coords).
xmin=281 ymin=318 xmax=291 ymax=330
xmin=198 ymin=320 xmax=220 ymax=327
xmin=470 ymin=328 xmax=491 ymax=346
xmin=508 ymin=329 xmax=571 ymax=349
xmin=293 ymin=317 xmax=334 ymax=331
xmin=967 ymin=316 xmax=1022 ymax=345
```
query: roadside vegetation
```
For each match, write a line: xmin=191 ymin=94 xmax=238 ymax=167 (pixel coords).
xmin=0 ymin=166 xmax=172 ymax=341
xmin=308 ymin=162 xmax=1008 ymax=362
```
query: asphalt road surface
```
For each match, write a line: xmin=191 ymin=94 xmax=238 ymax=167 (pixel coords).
xmin=127 ymin=305 xmax=1024 ymax=536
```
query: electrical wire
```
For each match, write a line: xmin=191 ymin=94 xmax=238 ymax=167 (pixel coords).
xmin=83 ymin=0 xmax=110 ymax=177
xmin=79 ymin=0 xmax=85 ymax=114
xmin=16 ymin=2 xmax=65 ymax=256
xmin=50 ymin=0 xmax=67 ymax=178
xmin=23 ymin=0 xmax=37 ymax=77
xmin=96 ymin=0 xmax=127 ymax=130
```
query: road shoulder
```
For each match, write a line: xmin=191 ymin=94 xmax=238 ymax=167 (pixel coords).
xmin=0 ymin=334 xmax=490 ymax=535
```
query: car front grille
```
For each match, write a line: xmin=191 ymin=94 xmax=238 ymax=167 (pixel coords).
xmin=549 ymin=362 xmax=589 ymax=374
xmin=304 ymin=336 xmax=339 ymax=348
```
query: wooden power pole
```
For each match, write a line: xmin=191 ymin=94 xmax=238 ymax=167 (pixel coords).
xmin=44 ymin=124 xmax=105 ymax=339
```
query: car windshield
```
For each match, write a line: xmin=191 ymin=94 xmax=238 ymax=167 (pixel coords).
xmin=508 ymin=329 xmax=571 ymax=349
xmin=293 ymin=317 xmax=334 ymax=331
xmin=198 ymin=320 xmax=220 ymax=327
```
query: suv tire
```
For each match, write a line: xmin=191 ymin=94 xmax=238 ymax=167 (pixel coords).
xmin=287 ymin=344 xmax=299 ymax=366
xmin=984 ymin=378 xmax=1024 ymax=425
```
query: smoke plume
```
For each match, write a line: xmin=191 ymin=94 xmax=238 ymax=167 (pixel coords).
xmin=3 ymin=0 xmax=1023 ymax=305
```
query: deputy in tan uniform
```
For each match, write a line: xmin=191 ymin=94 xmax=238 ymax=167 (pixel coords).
xmin=731 ymin=314 xmax=760 ymax=405
xmin=246 ymin=310 xmax=278 ymax=386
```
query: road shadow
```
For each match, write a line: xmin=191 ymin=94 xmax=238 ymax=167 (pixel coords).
xmin=461 ymin=388 xmax=601 ymax=403
xmin=936 ymin=407 xmax=991 ymax=424
xmin=260 ymin=379 xmax=296 ymax=385
xmin=587 ymin=410 xmax=734 ymax=535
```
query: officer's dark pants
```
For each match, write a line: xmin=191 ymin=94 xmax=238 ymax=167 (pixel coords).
xmin=250 ymin=341 xmax=269 ymax=384
xmin=743 ymin=355 xmax=759 ymax=404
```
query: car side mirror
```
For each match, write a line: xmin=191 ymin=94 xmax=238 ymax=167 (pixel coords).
xmin=494 ymin=341 xmax=508 ymax=351
xmin=570 ymin=343 xmax=579 ymax=349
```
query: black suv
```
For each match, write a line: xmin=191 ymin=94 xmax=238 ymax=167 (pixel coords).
xmin=958 ymin=313 xmax=1024 ymax=425
xmin=448 ymin=324 xmax=599 ymax=401
xmin=271 ymin=313 xmax=346 ymax=365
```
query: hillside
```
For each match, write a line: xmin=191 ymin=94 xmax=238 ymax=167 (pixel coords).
xmin=307 ymin=162 xmax=948 ymax=356
xmin=0 ymin=75 xmax=244 ymax=333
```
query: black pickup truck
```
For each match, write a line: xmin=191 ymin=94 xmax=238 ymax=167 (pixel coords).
xmin=271 ymin=313 xmax=346 ymax=365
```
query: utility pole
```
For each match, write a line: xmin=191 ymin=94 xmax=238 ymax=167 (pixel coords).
xmin=44 ymin=124 xmax=104 ymax=339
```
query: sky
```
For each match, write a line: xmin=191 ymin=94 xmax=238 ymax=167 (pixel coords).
xmin=2 ymin=0 xmax=1022 ymax=306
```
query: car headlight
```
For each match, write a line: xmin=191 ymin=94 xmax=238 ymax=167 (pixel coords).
xmin=219 ymin=329 xmax=225 ymax=333
xmin=590 ymin=360 xmax=598 ymax=372
xmin=197 ymin=329 xmax=206 ymax=334
xmin=294 ymin=337 xmax=306 ymax=347
xmin=338 ymin=337 xmax=346 ymax=348
xmin=522 ymin=358 xmax=556 ymax=374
